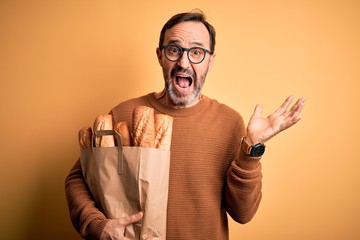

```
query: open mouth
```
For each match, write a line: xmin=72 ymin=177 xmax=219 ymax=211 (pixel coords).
xmin=175 ymin=76 xmax=193 ymax=89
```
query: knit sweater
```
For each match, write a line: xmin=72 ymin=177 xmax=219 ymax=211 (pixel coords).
xmin=65 ymin=93 xmax=262 ymax=240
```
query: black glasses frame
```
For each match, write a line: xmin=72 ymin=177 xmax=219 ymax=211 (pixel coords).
xmin=161 ymin=44 xmax=211 ymax=64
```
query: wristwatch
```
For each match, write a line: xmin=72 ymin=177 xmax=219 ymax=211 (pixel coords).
xmin=241 ymin=137 xmax=266 ymax=157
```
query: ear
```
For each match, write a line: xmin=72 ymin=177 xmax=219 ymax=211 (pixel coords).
xmin=207 ymin=52 xmax=216 ymax=72
xmin=156 ymin=48 xmax=163 ymax=67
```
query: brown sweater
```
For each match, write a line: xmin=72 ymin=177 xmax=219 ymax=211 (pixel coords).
xmin=65 ymin=93 xmax=262 ymax=240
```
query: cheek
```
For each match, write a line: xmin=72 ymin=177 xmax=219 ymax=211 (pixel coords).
xmin=199 ymin=60 xmax=213 ymax=76
xmin=161 ymin=63 xmax=172 ymax=80
xmin=162 ymin=62 xmax=175 ymax=75
xmin=194 ymin=65 xmax=207 ymax=77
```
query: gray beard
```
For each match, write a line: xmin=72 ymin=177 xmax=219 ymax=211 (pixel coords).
xmin=166 ymin=82 xmax=201 ymax=106
xmin=162 ymin=65 xmax=208 ymax=107
xmin=163 ymin=70 xmax=207 ymax=106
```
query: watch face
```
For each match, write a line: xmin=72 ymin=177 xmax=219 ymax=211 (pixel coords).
xmin=251 ymin=144 xmax=265 ymax=157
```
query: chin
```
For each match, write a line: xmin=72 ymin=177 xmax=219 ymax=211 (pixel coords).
xmin=164 ymin=74 xmax=203 ymax=107
xmin=168 ymin=87 xmax=200 ymax=107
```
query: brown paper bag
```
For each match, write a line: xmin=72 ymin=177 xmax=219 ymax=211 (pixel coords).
xmin=80 ymin=130 xmax=170 ymax=239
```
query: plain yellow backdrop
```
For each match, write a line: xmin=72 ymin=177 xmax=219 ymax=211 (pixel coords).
xmin=0 ymin=0 xmax=359 ymax=239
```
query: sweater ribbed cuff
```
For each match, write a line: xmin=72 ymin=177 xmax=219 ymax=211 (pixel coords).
xmin=236 ymin=149 xmax=261 ymax=170
xmin=87 ymin=219 xmax=109 ymax=240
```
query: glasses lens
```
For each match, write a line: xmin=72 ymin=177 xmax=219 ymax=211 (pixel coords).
xmin=188 ymin=48 xmax=205 ymax=63
xmin=164 ymin=45 xmax=207 ymax=64
xmin=165 ymin=45 xmax=182 ymax=61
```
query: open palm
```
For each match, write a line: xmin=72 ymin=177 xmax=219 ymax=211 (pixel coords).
xmin=246 ymin=96 xmax=305 ymax=144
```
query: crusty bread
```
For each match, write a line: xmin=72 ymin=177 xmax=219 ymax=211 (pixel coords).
xmin=132 ymin=106 xmax=156 ymax=148
xmin=93 ymin=114 xmax=115 ymax=147
xmin=154 ymin=114 xmax=173 ymax=150
xmin=87 ymin=107 xmax=172 ymax=149
xmin=78 ymin=126 xmax=92 ymax=149
xmin=114 ymin=121 xmax=131 ymax=146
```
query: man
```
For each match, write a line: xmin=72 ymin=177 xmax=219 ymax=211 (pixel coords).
xmin=65 ymin=11 xmax=305 ymax=240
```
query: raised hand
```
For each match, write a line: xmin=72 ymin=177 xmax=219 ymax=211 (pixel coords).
xmin=245 ymin=96 xmax=305 ymax=145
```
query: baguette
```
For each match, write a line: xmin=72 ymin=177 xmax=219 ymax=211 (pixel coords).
xmin=93 ymin=114 xmax=115 ymax=147
xmin=114 ymin=121 xmax=131 ymax=146
xmin=132 ymin=106 xmax=156 ymax=148
xmin=78 ymin=126 xmax=92 ymax=149
xmin=154 ymin=114 xmax=173 ymax=150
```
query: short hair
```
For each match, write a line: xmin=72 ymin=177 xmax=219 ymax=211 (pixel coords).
xmin=158 ymin=10 xmax=216 ymax=54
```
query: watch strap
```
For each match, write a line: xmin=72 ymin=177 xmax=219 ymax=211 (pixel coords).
xmin=241 ymin=136 xmax=265 ymax=157
xmin=241 ymin=137 xmax=252 ymax=155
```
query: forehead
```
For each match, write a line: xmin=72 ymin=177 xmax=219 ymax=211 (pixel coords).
xmin=164 ymin=21 xmax=210 ymax=47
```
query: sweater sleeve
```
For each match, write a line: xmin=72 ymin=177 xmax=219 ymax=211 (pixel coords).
xmin=224 ymin=121 xmax=263 ymax=224
xmin=65 ymin=159 xmax=109 ymax=239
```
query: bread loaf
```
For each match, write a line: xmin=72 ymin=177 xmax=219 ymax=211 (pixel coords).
xmin=154 ymin=114 xmax=173 ymax=150
xmin=132 ymin=106 xmax=156 ymax=148
xmin=93 ymin=114 xmax=115 ymax=147
xmin=86 ymin=107 xmax=173 ymax=149
xmin=78 ymin=126 xmax=92 ymax=149
xmin=114 ymin=121 xmax=131 ymax=146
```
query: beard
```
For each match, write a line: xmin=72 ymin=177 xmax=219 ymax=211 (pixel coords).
xmin=163 ymin=66 xmax=207 ymax=107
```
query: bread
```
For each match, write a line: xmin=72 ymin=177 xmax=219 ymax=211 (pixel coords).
xmin=93 ymin=114 xmax=115 ymax=147
xmin=78 ymin=126 xmax=92 ymax=149
xmin=154 ymin=114 xmax=173 ymax=150
xmin=87 ymin=107 xmax=173 ymax=149
xmin=132 ymin=106 xmax=156 ymax=148
xmin=114 ymin=121 xmax=131 ymax=146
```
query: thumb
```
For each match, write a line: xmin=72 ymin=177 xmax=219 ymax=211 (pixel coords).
xmin=119 ymin=212 xmax=144 ymax=226
xmin=252 ymin=104 xmax=263 ymax=118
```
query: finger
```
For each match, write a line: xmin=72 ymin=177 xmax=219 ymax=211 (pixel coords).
xmin=252 ymin=104 xmax=263 ymax=118
xmin=289 ymin=97 xmax=305 ymax=118
xmin=283 ymin=114 xmax=302 ymax=130
xmin=281 ymin=99 xmax=305 ymax=129
xmin=276 ymin=95 xmax=294 ymax=114
xmin=119 ymin=212 xmax=144 ymax=226
xmin=142 ymin=229 xmax=154 ymax=240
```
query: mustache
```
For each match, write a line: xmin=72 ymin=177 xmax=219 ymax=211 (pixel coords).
xmin=170 ymin=66 xmax=196 ymax=79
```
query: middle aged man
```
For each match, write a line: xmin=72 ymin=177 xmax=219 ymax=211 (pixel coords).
xmin=65 ymin=11 xmax=305 ymax=240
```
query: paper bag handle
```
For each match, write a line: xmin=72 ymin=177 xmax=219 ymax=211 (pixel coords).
xmin=93 ymin=130 xmax=124 ymax=175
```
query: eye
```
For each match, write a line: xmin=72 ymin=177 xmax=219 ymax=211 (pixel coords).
xmin=190 ymin=48 xmax=204 ymax=58
xmin=168 ymin=46 xmax=181 ymax=54
xmin=194 ymin=49 xmax=201 ymax=55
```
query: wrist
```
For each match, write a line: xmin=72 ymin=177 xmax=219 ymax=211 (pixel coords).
xmin=241 ymin=136 xmax=266 ymax=157
xmin=244 ymin=135 xmax=262 ymax=145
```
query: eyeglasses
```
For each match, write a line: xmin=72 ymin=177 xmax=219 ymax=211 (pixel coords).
xmin=161 ymin=44 xmax=211 ymax=64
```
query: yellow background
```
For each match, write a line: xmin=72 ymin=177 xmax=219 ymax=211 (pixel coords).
xmin=1 ymin=0 xmax=359 ymax=239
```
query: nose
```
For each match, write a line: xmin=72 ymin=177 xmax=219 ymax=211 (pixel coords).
xmin=176 ymin=51 xmax=191 ymax=69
